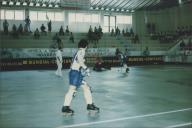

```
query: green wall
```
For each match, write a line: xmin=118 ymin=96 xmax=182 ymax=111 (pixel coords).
xmin=133 ymin=3 xmax=192 ymax=36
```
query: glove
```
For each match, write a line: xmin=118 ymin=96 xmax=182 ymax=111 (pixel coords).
xmin=81 ymin=68 xmax=90 ymax=77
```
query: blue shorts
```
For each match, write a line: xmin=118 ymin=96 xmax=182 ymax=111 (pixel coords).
xmin=69 ymin=69 xmax=84 ymax=87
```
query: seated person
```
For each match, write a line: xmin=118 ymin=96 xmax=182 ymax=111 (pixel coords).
xmin=143 ymin=47 xmax=150 ymax=56
xmin=18 ymin=24 xmax=23 ymax=35
xmin=65 ymin=25 xmax=70 ymax=35
xmin=69 ymin=32 xmax=74 ymax=43
xmin=93 ymin=57 xmax=111 ymax=71
xmin=40 ymin=24 xmax=47 ymax=35
xmin=59 ymin=26 xmax=64 ymax=36
xmin=34 ymin=28 xmax=40 ymax=39
xmin=180 ymin=39 xmax=186 ymax=50
xmin=12 ymin=24 xmax=18 ymax=38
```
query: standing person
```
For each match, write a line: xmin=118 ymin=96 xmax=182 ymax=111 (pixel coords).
xmin=55 ymin=46 xmax=63 ymax=77
xmin=3 ymin=19 xmax=9 ymax=35
xmin=61 ymin=39 xmax=99 ymax=115
xmin=25 ymin=16 xmax=31 ymax=32
xmin=47 ymin=20 xmax=52 ymax=32
xmin=123 ymin=48 xmax=129 ymax=73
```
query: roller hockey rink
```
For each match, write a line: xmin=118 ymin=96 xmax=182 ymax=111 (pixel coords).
xmin=0 ymin=65 xmax=192 ymax=128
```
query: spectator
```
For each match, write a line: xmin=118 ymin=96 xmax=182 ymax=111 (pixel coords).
xmin=69 ymin=32 xmax=74 ymax=43
xmin=111 ymin=28 xmax=114 ymax=36
xmin=115 ymin=27 xmax=120 ymax=36
xmin=40 ymin=24 xmax=47 ymax=35
xmin=88 ymin=25 xmax=93 ymax=40
xmin=187 ymin=38 xmax=192 ymax=50
xmin=12 ymin=24 xmax=18 ymax=38
xmin=24 ymin=16 xmax=31 ymax=32
xmin=52 ymin=33 xmax=59 ymax=41
xmin=18 ymin=24 xmax=23 ymax=35
xmin=180 ymin=39 xmax=186 ymax=50
xmin=65 ymin=25 xmax=70 ymax=35
xmin=122 ymin=29 xmax=125 ymax=36
xmin=98 ymin=25 xmax=103 ymax=39
xmin=115 ymin=48 xmax=121 ymax=57
xmin=34 ymin=28 xmax=40 ymax=39
xmin=3 ymin=19 xmax=9 ymax=35
xmin=134 ymin=34 xmax=139 ymax=43
xmin=47 ymin=20 xmax=52 ymax=32
xmin=59 ymin=26 xmax=64 ymax=36
xmin=143 ymin=47 xmax=150 ymax=56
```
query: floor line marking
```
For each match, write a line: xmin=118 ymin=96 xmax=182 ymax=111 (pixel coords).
xmin=57 ymin=108 xmax=192 ymax=128
xmin=166 ymin=122 xmax=192 ymax=128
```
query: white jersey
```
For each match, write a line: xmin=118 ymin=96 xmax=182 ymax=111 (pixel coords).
xmin=56 ymin=50 xmax=63 ymax=63
xmin=71 ymin=48 xmax=87 ymax=71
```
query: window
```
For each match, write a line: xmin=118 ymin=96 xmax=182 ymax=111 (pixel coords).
xmin=69 ymin=13 xmax=76 ymax=23
xmin=116 ymin=15 xmax=132 ymax=24
xmin=15 ymin=10 xmax=24 ymax=20
xmin=104 ymin=16 xmax=109 ymax=32
xmin=29 ymin=11 xmax=38 ymax=20
xmin=38 ymin=11 xmax=46 ymax=21
xmin=110 ymin=16 xmax=115 ymax=26
xmin=46 ymin=12 xmax=54 ymax=21
xmin=55 ymin=12 xmax=63 ymax=21
xmin=0 ymin=9 xmax=5 ymax=20
xmin=76 ymin=13 xmax=83 ymax=22
xmin=5 ymin=10 xmax=14 ymax=20
xmin=91 ymin=14 xmax=99 ymax=23
xmin=84 ymin=14 xmax=91 ymax=22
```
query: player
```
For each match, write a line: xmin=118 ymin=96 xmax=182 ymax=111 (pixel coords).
xmin=55 ymin=46 xmax=63 ymax=77
xmin=123 ymin=48 xmax=130 ymax=73
xmin=117 ymin=48 xmax=129 ymax=73
xmin=61 ymin=39 xmax=99 ymax=115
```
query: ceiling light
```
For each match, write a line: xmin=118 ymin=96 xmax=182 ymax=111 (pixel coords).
xmin=131 ymin=10 xmax=135 ymax=13
xmin=106 ymin=8 xmax=109 ymax=11
xmin=126 ymin=9 xmax=129 ymax=12
xmin=90 ymin=7 xmax=93 ymax=10
xmin=36 ymin=3 xmax=40 ymax=6
xmin=9 ymin=1 xmax=14 ymax=5
xmin=29 ymin=2 xmax=34 ymax=6
xmin=121 ymin=9 xmax=124 ymax=12
xmin=48 ymin=4 xmax=53 ymax=7
xmin=2 ymin=1 xmax=7 ymax=5
xmin=111 ymin=8 xmax=114 ymax=11
xmin=23 ymin=2 xmax=27 ymax=6
xmin=95 ymin=7 xmax=99 ymax=10
xmin=55 ymin=4 xmax=59 ymax=8
xmin=101 ymin=7 xmax=104 ymax=10
xmin=116 ymin=9 xmax=119 ymax=11
xmin=16 ymin=1 xmax=20 ymax=5
xmin=42 ymin=3 xmax=46 ymax=7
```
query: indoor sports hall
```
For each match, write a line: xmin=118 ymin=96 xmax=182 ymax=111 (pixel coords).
xmin=0 ymin=0 xmax=192 ymax=128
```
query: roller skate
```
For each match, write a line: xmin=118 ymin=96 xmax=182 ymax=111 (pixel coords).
xmin=126 ymin=67 xmax=129 ymax=73
xmin=62 ymin=106 xmax=74 ymax=116
xmin=87 ymin=103 xmax=99 ymax=116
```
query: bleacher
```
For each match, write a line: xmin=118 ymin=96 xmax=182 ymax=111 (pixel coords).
xmin=1 ymin=32 xmax=179 ymax=51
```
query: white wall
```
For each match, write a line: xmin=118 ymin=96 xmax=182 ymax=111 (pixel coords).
xmin=0 ymin=7 xmax=132 ymax=33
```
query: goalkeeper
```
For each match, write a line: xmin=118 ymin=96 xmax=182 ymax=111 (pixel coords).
xmin=61 ymin=39 xmax=99 ymax=115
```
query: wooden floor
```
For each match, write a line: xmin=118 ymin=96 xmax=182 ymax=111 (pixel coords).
xmin=0 ymin=65 xmax=192 ymax=128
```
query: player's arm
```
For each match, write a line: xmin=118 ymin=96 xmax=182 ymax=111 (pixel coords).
xmin=78 ymin=50 xmax=87 ymax=69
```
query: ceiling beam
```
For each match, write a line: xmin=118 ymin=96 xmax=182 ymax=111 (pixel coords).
xmin=94 ymin=0 xmax=103 ymax=7
xmin=115 ymin=0 xmax=128 ymax=9
xmin=119 ymin=0 xmax=133 ymax=9
xmin=123 ymin=0 xmax=139 ymax=9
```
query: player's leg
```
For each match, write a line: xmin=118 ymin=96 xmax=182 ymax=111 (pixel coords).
xmin=62 ymin=70 xmax=80 ymax=115
xmin=58 ymin=62 xmax=62 ymax=76
xmin=55 ymin=62 xmax=59 ymax=76
xmin=62 ymin=85 xmax=76 ymax=115
xmin=81 ymin=82 xmax=99 ymax=112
